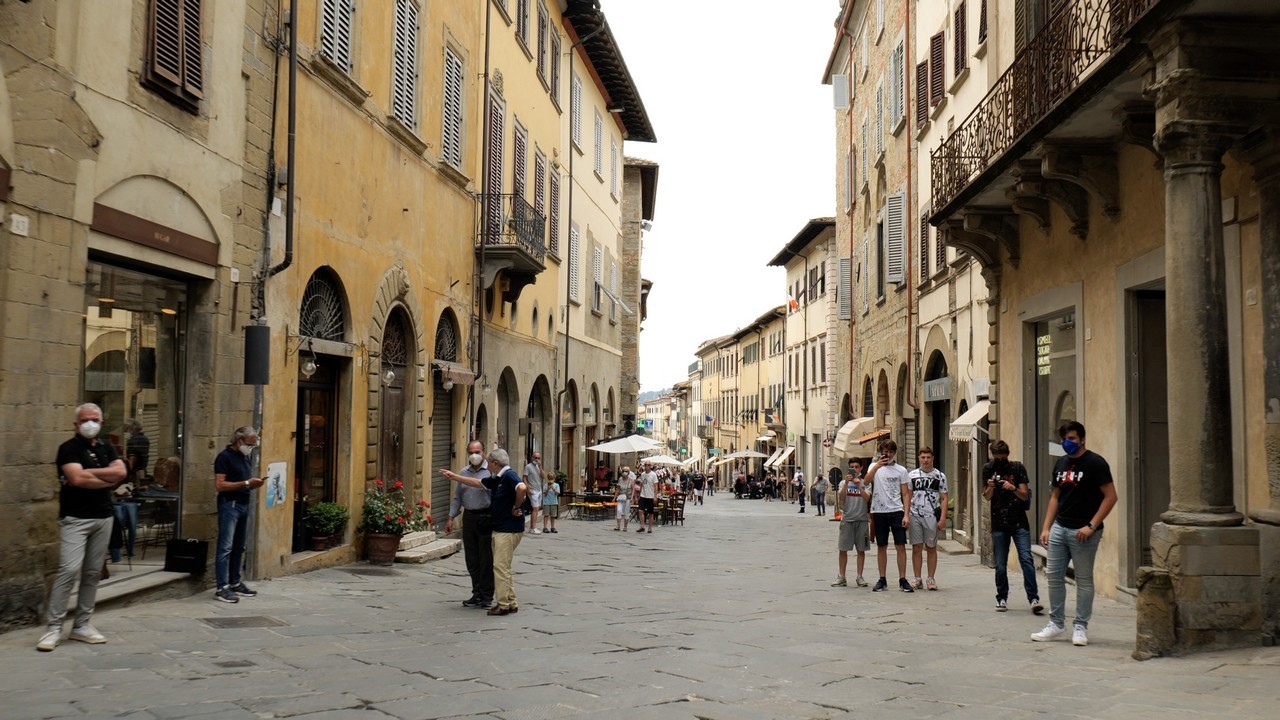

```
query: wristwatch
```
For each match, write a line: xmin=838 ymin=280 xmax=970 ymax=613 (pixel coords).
xmin=1086 ymin=522 xmax=1095 ymax=530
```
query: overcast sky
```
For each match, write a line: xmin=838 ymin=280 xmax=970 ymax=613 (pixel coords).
xmin=605 ymin=1 xmax=840 ymax=394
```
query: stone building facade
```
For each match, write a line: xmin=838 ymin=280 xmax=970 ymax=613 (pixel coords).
xmin=0 ymin=0 xmax=275 ymax=626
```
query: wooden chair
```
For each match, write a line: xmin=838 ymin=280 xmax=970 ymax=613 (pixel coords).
xmin=668 ymin=495 xmax=686 ymax=526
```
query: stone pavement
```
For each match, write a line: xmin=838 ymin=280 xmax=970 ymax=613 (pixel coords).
xmin=2 ymin=496 xmax=1277 ymax=719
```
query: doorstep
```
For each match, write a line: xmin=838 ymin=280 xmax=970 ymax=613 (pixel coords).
xmin=937 ymin=539 xmax=972 ymax=556
xmin=92 ymin=568 xmax=205 ymax=612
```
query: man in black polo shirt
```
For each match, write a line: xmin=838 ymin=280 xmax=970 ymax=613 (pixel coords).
xmin=38 ymin=403 xmax=128 ymax=652
xmin=213 ymin=426 xmax=264 ymax=604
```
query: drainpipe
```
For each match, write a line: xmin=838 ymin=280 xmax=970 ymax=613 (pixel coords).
xmin=473 ymin=0 xmax=494 ymax=442
xmin=904 ymin=0 xmax=920 ymax=423
xmin=268 ymin=1 xmax=297 ymax=279
xmin=801 ymin=253 xmax=810 ymax=477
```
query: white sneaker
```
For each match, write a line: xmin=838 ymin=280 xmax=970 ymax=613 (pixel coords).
xmin=995 ymin=599 xmax=1008 ymax=612
xmin=69 ymin=624 xmax=106 ymax=644
xmin=1072 ymin=625 xmax=1088 ymax=646
xmin=36 ymin=630 xmax=61 ymax=652
xmin=531 ymin=528 xmax=542 ymax=534
xmin=1031 ymin=622 xmax=1066 ymax=642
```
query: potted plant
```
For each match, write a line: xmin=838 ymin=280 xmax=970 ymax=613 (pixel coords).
xmin=359 ymin=478 xmax=431 ymax=565
xmin=304 ymin=501 xmax=349 ymax=551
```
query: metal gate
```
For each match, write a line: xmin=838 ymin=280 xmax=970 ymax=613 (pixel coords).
xmin=430 ymin=377 xmax=453 ymax=531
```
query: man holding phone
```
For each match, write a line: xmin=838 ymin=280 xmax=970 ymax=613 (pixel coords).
xmin=864 ymin=440 xmax=913 ymax=592
xmin=982 ymin=439 xmax=1041 ymax=614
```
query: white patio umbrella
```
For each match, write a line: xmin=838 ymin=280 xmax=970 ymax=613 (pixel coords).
xmin=586 ymin=434 xmax=663 ymax=454
xmin=642 ymin=454 xmax=682 ymax=466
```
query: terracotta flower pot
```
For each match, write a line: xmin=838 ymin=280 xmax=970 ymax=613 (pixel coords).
xmin=309 ymin=535 xmax=330 ymax=551
xmin=364 ymin=532 xmax=401 ymax=565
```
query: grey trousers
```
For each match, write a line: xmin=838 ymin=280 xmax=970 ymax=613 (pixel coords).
xmin=46 ymin=516 xmax=113 ymax=630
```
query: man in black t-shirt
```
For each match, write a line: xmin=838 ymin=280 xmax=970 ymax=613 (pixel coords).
xmin=38 ymin=403 xmax=128 ymax=652
xmin=1031 ymin=421 xmax=1117 ymax=648
xmin=981 ymin=439 xmax=1041 ymax=614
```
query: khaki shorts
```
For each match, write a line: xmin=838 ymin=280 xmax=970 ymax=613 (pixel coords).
xmin=543 ymin=504 xmax=559 ymax=518
xmin=838 ymin=521 xmax=870 ymax=552
xmin=908 ymin=514 xmax=939 ymax=547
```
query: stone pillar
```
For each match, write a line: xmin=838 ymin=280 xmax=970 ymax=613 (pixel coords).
xmin=1137 ymin=19 xmax=1262 ymax=655
xmin=1239 ymin=127 xmax=1280 ymax=643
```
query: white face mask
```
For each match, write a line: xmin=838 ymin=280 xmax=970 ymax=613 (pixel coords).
xmin=468 ymin=453 xmax=484 ymax=467
xmin=239 ymin=443 xmax=256 ymax=457
xmin=78 ymin=420 xmax=102 ymax=439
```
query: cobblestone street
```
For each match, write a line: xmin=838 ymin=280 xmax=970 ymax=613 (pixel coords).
xmin=2 ymin=496 xmax=1277 ymax=719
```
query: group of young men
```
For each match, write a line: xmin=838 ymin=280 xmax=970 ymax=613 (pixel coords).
xmin=829 ymin=420 xmax=1116 ymax=647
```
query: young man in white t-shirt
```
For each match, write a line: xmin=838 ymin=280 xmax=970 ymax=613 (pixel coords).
xmin=864 ymin=440 xmax=913 ymax=593
xmin=907 ymin=447 xmax=949 ymax=591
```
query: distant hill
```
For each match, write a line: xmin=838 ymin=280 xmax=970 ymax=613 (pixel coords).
xmin=637 ymin=388 xmax=670 ymax=404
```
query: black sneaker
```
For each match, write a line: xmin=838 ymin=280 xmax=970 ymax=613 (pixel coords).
xmin=899 ymin=578 xmax=915 ymax=593
xmin=230 ymin=582 xmax=257 ymax=597
xmin=214 ymin=586 xmax=239 ymax=604
xmin=872 ymin=578 xmax=888 ymax=592
xmin=462 ymin=597 xmax=484 ymax=608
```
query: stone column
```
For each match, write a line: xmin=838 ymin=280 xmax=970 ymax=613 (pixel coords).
xmin=1136 ymin=20 xmax=1262 ymax=656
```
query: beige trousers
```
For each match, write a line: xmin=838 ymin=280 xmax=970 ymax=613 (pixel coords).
xmin=491 ymin=531 xmax=523 ymax=609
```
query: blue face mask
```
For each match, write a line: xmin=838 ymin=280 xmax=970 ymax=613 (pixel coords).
xmin=1061 ymin=439 xmax=1081 ymax=456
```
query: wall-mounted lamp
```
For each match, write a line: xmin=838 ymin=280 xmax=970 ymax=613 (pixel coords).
xmin=442 ymin=378 xmax=455 ymax=391
xmin=382 ymin=365 xmax=396 ymax=386
xmin=300 ymin=338 xmax=318 ymax=379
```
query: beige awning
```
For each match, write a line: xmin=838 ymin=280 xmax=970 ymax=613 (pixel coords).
xmin=832 ymin=417 xmax=875 ymax=455
xmin=433 ymin=360 xmax=476 ymax=386
xmin=767 ymin=446 xmax=796 ymax=467
xmin=763 ymin=446 xmax=785 ymax=467
xmin=949 ymin=400 xmax=990 ymax=441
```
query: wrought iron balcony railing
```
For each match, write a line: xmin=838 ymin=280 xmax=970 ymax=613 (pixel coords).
xmin=930 ymin=0 xmax=1161 ymax=217
xmin=477 ymin=193 xmax=547 ymax=264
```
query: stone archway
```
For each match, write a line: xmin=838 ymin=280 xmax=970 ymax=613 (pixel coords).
xmin=430 ymin=309 xmax=463 ymax=527
xmin=367 ymin=265 xmax=425 ymax=494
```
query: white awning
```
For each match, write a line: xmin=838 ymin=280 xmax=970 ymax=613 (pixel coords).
xmin=763 ymin=446 xmax=785 ymax=467
xmin=767 ymin=446 xmax=796 ymax=467
xmin=755 ymin=433 xmax=775 ymax=442
xmin=832 ymin=417 xmax=875 ymax=455
xmin=949 ymin=400 xmax=991 ymax=442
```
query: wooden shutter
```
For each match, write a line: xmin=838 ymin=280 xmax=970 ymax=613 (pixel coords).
xmin=936 ymin=217 xmax=948 ymax=270
xmin=886 ymin=193 xmax=905 ymax=284
xmin=180 ymin=0 xmax=203 ymax=96
xmin=151 ymin=0 xmax=183 ymax=86
xmin=513 ymin=123 xmax=527 ymax=200
xmin=979 ymin=0 xmax=989 ymax=43
xmin=534 ymin=151 xmax=547 ymax=218
xmin=920 ymin=213 xmax=930 ymax=281
xmin=610 ymin=137 xmax=618 ymax=195
xmin=930 ymin=33 xmax=945 ymax=105
xmin=517 ymin=0 xmax=530 ymax=44
xmin=571 ymin=73 xmax=582 ymax=146
xmin=833 ymin=74 xmax=850 ymax=110
xmin=837 ymin=257 xmax=852 ymax=320
xmin=321 ymin=0 xmax=354 ymax=73
xmin=549 ymin=33 xmax=561 ymax=103
xmin=844 ymin=151 xmax=852 ymax=211
xmin=862 ymin=236 xmax=870 ymax=312
xmin=1015 ymin=0 xmax=1029 ymax=52
xmin=442 ymin=48 xmax=464 ymax=167
xmin=485 ymin=94 xmax=505 ymax=239
xmin=915 ymin=61 xmax=929 ymax=127
xmin=592 ymin=245 xmax=603 ymax=311
xmin=875 ymin=81 xmax=884 ymax=156
xmin=955 ymin=2 xmax=968 ymax=75
xmin=537 ymin=4 xmax=548 ymax=79
xmin=147 ymin=0 xmax=202 ymax=101
xmin=548 ymin=172 xmax=560 ymax=255
xmin=861 ymin=121 xmax=868 ymax=182
xmin=593 ymin=111 xmax=603 ymax=175
xmin=893 ymin=42 xmax=905 ymax=125
xmin=392 ymin=0 xmax=418 ymax=129
xmin=568 ymin=226 xmax=580 ymax=302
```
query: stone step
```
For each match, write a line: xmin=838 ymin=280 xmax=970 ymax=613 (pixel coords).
xmin=395 ymin=539 xmax=462 ymax=564
xmin=397 ymin=531 xmax=438 ymax=551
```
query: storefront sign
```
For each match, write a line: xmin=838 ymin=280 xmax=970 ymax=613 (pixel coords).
xmin=1037 ymin=334 xmax=1052 ymax=376
xmin=924 ymin=377 xmax=951 ymax=402
xmin=91 ymin=203 xmax=218 ymax=266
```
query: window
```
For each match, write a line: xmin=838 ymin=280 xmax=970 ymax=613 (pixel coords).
xmin=610 ymin=261 xmax=618 ymax=320
xmin=838 ymin=257 xmax=852 ymax=320
xmin=861 ymin=121 xmax=869 ymax=184
xmin=920 ymin=213 xmax=930 ymax=281
xmin=936 ymin=216 xmax=948 ymax=270
xmin=593 ymin=110 xmax=604 ymax=177
xmin=844 ymin=151 xmax=853 ymax=211
xmin=930 ymin=32 xmax=945 ymax=106
xmin=809 ymin=266 xmax=819 ymax=302
xmin=571 ymin=73 xmax=583 ymax=147
xmin=548 ymin=171 xmax=561 ymax=255
xmin=876 ymin=0 xmax=885 ymax=39
xmin=886 ymin=193 xmax=905 ymax=284
xmin=568 ymin=225 xmax=581 ymax=302
xmin=484 ymin=93 xmax=505 ymax=238
xmin=534 ymin=150 xmax=547 ymax=221
xmin=513 ymin=121 xmax=527 ymax=200
xmin=391 ymin=0 xmax=419 ymax=130
xmin=610 ymin=137 xmax=619 ymax=196
xmin=891 ymin=40 xmax=905 ymax=128
xmin=549 ymin=32 xmax=561 ymax=107
xmin=536 ymin=3 xmax=548 ymax=81
xmin=979 ymin=0 xmax=989 ymax=44
xmin=860 ymin=35 xmax=868 ymax=79
xmin=592 ymin=245 xmax=603 ymax=312
xmin=862 ymin=236 xmax=870 ymax=312
xmin=915 ymin=61 xmax=929 ymax=128
xmin=955 ymin=2 xmax=969 ymax=77
xmin=820 ymin=342 xmax=827 ymax=383
xmin=144 ymin=0 xmax=204 ymax=110
xmin=441 ymin=48 xmax=465 ymax=168
xmin=820 ymin=260 xmax=827 ymax=295
xmin=876 ymin=221 xmax=885 ymax=298
xmin=516 ymin=0 xmax=530 ymax=48
xmin=320 ymin=0 xmax=356 ymax=74
xmin=875 ymin=80 xmax=885 ymax=157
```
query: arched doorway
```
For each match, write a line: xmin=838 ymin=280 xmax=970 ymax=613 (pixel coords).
xmin=585 ymin=383 xmax=600 ymax=475
xmin=474 ymin=403 xmax=489 ymax=450
xmin=379 ymin=308 xmax=414 ymax=491
xmin=430 ymin=312 xmax=460 ymax=526
xmin=496 ymin=368 xmax=519 ymax=455
xmin=924 ymin=351 xmax=950 ymax=477
xmin=526 ymin=375 xmax=553 ymax=465
xmin=295 ymin=268 xmax=350 ymax=552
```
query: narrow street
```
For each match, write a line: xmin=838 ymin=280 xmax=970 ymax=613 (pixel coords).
xmin=2 ymin=497 xmax=1276 ymax=720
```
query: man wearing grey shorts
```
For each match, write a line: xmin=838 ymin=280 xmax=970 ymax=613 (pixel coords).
xmin=907 ymin=447 xmax=949 ymax=591
xmin=832 ymin=462 xmax=871 ymax=588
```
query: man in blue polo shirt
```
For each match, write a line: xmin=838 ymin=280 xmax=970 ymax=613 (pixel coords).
xmin=443 ymin=447 xmax=527 ymax=616
xmin=213 ymin=426 xmax=264 ymax=604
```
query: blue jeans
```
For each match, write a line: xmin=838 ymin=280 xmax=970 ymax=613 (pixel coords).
xmin=1045 ymin=521 xmax=1102 ymax=628
xmin=216 ymin=497 xmax=250 ymax=588
xmin=991 ymin=526 xmax=1038 ymax=603
xmin=815 ymin=491 xmax=826 ymax=515
xmin=110 ymin=501 xmax=138 ymax=562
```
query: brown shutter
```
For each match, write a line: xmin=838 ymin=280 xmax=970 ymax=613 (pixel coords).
xmin=915 ymin=61 xmax=929 ymax=127
xmin=920 ymin=213 xmax=929 ymax=281
xmin=954 ymin=2 xmax=967 ymax=75
xmin=485 ymin=95 xmax=505 ymax=240
xmin=1015 ymin=0 xmax=1029 ymax=52
xmin=181 ymin=0 xmax=203 ymax=97
xmin=936 ymin=217 xmax=948 ymax=270
xmin=979 ymin=0 xmax=989 ymax=44
xmin=929 ymin=33 xmax=945 ymax=106
xmin=149 ymin=0 xmax=183 ymax=86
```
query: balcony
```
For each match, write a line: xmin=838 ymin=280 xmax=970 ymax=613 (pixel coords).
xmin=929 ymin=0 xmax=1163 ymax=222
xmin=477 ymin=193 xmax=547 ymax=303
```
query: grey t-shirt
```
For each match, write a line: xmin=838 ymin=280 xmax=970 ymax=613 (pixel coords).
xmin=839 ymin=479 xmax=870 ymax=522
xmin=523 ymin=462 xmax=545 ymax=494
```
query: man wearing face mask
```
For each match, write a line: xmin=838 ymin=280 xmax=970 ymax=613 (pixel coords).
xmin=1031 ymin=421 xmax=1117 ymax=647
xmin=213 ymin=426 xmax=264 ymax=604
xmin=442 ymin=440 xmax=493 ymax=608
xmin=38 ymin=404 xmax=128 ymax=651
